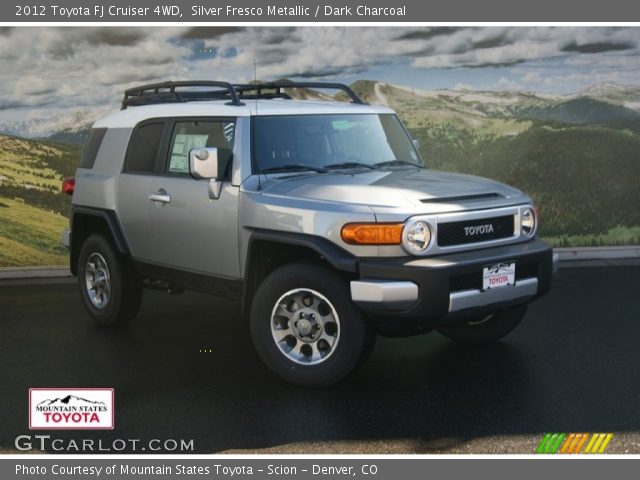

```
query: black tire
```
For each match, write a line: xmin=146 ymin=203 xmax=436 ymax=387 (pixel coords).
xmin=250 ymin=263 xmax=373 ymax=387
xmin=77 ymin=234 xmax=143 ymax=326
xmin=437 ymin=304 xmax=528 ymax=344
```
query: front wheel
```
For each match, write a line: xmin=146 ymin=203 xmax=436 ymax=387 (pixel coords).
xmin=250 ymin=263 xmax=374 ymax=387
xmin=437 ymin=305 xmax=528 ymax=344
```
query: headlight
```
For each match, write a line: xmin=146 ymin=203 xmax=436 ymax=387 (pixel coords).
xmin=521 ymin=207 xmax=537 ymax=237
xmin=402 ymin=220 xmax=432 ymax=255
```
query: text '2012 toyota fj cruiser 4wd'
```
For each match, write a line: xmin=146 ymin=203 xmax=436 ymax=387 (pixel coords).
xmin=62 ymin=81 xmax=557 ymax=386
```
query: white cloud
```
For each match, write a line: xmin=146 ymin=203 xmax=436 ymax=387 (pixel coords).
xmin=14 ymin=77 xmax=56 ymax=96
xmin=0 ymin=26 xmax=639 ymax=122
xmin=196 ymin=27 xmax=640 ymax=97
xmin=522 ymin=71 xmax=542 ymax=83
xmin=454 ymin=83 xmax=476 ymax=91
xmin=201 ymin=28 xmax=423 ymax=79
xmin=0 ymin=27 xmax=194 ymax=113
xmin=497 ymin=77 xmax=525 ymax=91
xmin=410 ymin=27 xmax=640 ymax=69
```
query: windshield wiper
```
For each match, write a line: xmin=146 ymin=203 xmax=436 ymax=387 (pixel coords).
xmin=323 ymin=161 xmax=375 ymax=170
xmin=261 ymin=164 xmax=328 ymax=174
xmin=373 ymin=160 xmax=423 ymax=168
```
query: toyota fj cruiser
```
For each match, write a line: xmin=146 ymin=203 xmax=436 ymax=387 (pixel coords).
xmin=62 ymin=81 xmax=557 ymax=386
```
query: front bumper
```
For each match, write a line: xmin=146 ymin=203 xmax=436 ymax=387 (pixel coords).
xmin=351 ymin=238 xmax=554 ymax=334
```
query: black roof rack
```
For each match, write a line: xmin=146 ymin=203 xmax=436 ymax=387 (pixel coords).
xmin=121 ymin=81 xmax=365 ymax=109
xmin=122 ymin=81 xmax=245 ymax=109
xmin=233 ymin=82 xmax=366 ymax=105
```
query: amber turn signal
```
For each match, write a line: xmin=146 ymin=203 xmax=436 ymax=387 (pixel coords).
xmin=341 ymin=223 xmax=403 ymax=245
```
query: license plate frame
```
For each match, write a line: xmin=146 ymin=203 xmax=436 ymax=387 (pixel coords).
xmin=482 ymin=262 xmax=516 ymax=291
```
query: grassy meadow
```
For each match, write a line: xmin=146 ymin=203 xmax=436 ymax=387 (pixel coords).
xmin=0 ymin=135 xmax=77 ymax=266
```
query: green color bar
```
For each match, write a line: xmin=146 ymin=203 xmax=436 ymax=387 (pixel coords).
xmin=550 ymin=433 xmax=566 ymax=453
xmin=536 ymin=433 xmax=553 ymax=454
xmin=536 ymin=433 xmax=567 ymax=454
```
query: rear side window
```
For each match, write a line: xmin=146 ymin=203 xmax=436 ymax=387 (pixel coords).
xmin=79 ymin=128 xmax=107 ymax=169
xmin=124 ymin=122 xmax=165 ymax=173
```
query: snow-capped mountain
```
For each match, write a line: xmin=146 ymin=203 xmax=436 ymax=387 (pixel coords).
xmin=0 ymin=107 xmax=114 ymax=143
xmin=580 ymin=82 xmax=632 ymax=97
xmin=578 ymin=82 xmax=640 ymax=106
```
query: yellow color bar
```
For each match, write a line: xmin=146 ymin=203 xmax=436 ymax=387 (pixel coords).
xmin=591 ymin=434 xmax=606 ymax=453
xmin=597 ymin=433 xmax=613 ymax=453
xmin=584 ymin=434 xmax=598 ymax=453
xmin=584 ymin=433 xmax=613 ymax=454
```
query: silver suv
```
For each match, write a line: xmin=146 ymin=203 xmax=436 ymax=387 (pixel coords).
xmin=63 ymin=81 xmax=556 ymax=386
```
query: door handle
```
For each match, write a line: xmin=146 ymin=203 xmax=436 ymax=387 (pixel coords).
xmin=149 ymin=189 xmax=171 ymax=204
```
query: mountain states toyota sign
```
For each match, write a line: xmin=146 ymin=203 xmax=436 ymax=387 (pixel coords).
xmin=29 ymin=388 xmax=114 ymax=430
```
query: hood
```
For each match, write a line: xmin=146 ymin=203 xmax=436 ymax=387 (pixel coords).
xmin=258 ymin=168 xmax=526 ymax=213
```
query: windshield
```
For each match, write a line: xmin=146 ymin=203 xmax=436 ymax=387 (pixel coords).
xmin=253 ymin=114 xmax=422 ymax=173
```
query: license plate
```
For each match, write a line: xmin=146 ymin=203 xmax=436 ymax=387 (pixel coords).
xmin=482 ymin=262 xmax=515 ymax=290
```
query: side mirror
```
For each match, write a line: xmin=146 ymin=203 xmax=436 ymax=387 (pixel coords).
xmin=412 ymin=139 xmax=420 ymax=150
xmin=189 ymin=147 xmax=231 ymax=180
xmin=188 ymin=147 xmax=231 ymax=199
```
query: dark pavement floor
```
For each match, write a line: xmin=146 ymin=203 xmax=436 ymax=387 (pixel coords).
xmin=1 ymin=266 xmax=639 ymax=454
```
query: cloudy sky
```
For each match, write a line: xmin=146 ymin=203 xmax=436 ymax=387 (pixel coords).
xmin=1 ymin=26 xmax=640 ymax=123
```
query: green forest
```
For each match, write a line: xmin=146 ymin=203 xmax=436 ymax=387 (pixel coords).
xmin=409 ymin=123 xmax=640 ymax=245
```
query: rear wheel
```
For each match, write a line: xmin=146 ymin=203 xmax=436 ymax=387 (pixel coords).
xmin=250 ymin=263 xmax=374 ymax=387
xmin=437 ymin=305 xmax=528 ymax=344
xmin=77 ymin=234 xmax=143 ymax=326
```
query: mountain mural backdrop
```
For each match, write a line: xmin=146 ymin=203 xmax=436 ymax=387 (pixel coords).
xmin=1 ymin=80 xmax=639 ymax=267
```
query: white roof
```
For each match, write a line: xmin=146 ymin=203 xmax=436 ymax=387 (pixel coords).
xmin=93 ymin=99 xmax=395 ymax=128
